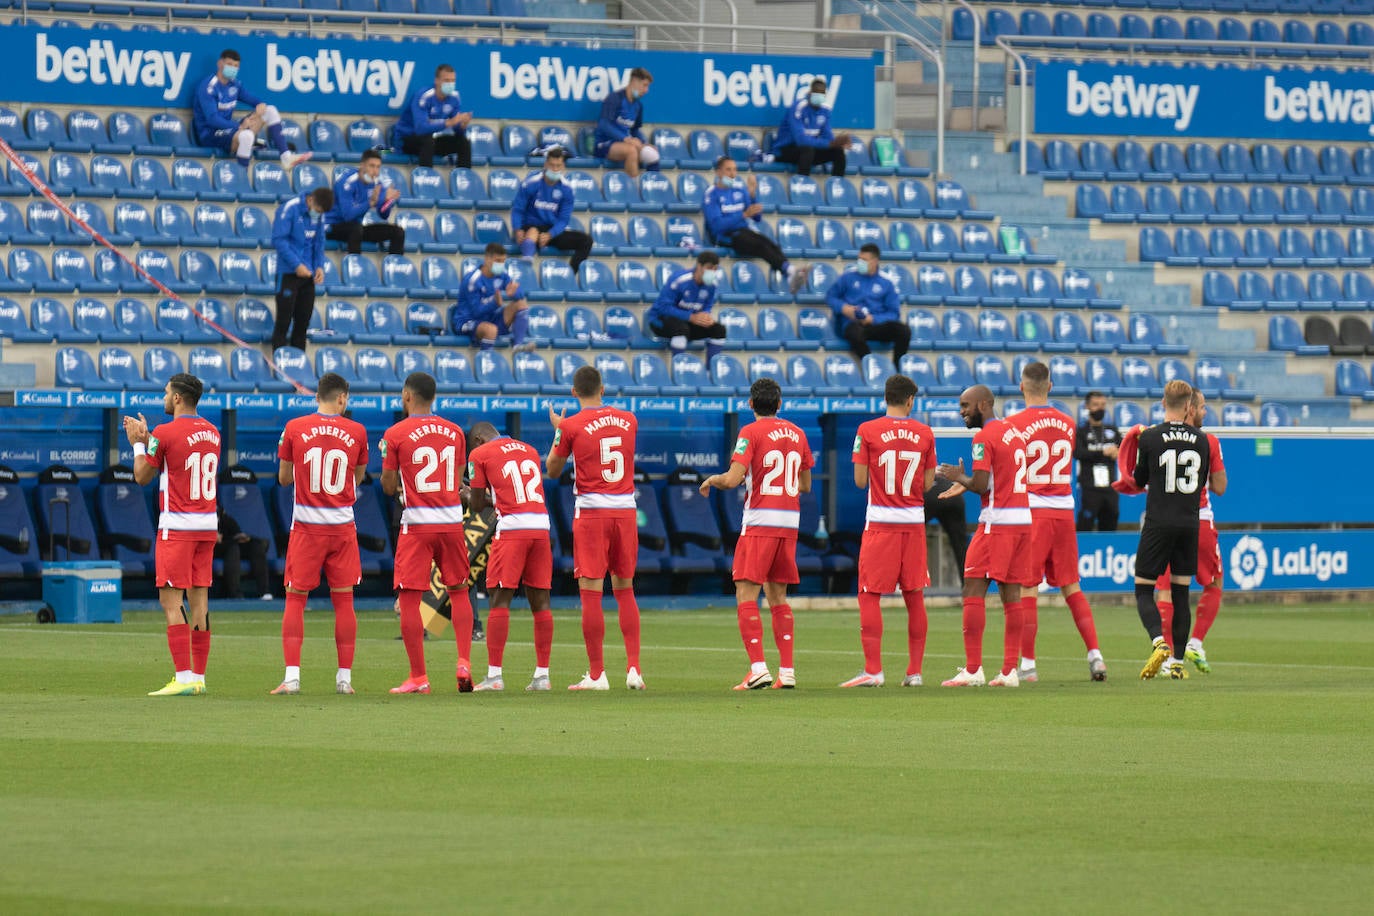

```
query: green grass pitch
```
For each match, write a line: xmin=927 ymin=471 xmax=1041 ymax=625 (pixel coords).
xmin=2 ymin=601 xmax=1372 ymax=913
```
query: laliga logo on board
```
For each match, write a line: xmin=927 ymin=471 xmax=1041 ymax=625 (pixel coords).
xmin=1079 ymin=545 xmax=1136 ymax=585
xmin=1229 ymin=535 xmax=1267 ymax=590
xmin=1229 ymin=535 xmax=1349 ymax=590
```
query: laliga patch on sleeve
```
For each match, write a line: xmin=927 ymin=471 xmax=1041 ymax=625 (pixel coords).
xmin=552 ymin=429 xmax=562 ymax=447
xmin=147 ymin=436 xmax=160 ymax=457
xmin=972 ymin=442 xmax=984 ymax=461
xmin=733 ymin=437 xmax=749 ymax=455
xmin=852 ymin=434 xmax=862 ymax=454
xmin=378 ymin=438 xmax=388 ymax=458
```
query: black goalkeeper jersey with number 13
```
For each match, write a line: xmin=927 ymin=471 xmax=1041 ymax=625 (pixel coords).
xmin=1133 ymin=421 xmax=1211 ymax=528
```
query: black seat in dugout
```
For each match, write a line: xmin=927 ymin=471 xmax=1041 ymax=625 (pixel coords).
xmin=34 ymin=464 xmax=98 ymax=562
xmin=1338 ymin=316 xmax=1374 ymax=356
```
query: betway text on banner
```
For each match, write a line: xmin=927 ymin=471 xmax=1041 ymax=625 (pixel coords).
xmin=12 ymin=24 xmax=878 ymax=128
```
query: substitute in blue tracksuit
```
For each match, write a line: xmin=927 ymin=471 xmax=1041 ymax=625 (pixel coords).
xmin=191 ymin=49 xmax=306 ymax=169
xmin=510 ymin=147 xmax=593 ymax=272
xmin=449 ymin=242 xmax=532 ymax=352
xmin=826 ymin=243 xmax=910 ymax=362
xmin=702 ymin=156 xmax=807 ymax=295
xmin=393 ymin=63 xmax=471 ymax=168
xmin=271 ymin=188 xmax=333 ymax=352
xmin=594 ymin=67 xmax=660 ymax=177
xmin=325 ymin=150 xmax=405 ymax=255
xmin=772 ymin=78 xmax=851 ymax=177
xmin=648 ymin=251 xmax=727 ymax=365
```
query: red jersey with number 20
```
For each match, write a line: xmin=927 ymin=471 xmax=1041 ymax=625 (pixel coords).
xmin=146 ymin=415 xmax=221 ymax=541
xmin=1012 ymin=405 xmax=1077 ymax=515
xmin=468 ymin=436 xmax=550 ymax=539
xmin=278 ymin=413 xmax=369 ymax=532
xmin=552 ymin=406 xmax=637 ymax=516
xmin=381 ymin=414 xmax=467 ymax=533
xmin=853 ymin=415 xmax=936 ymax=529
xmin=733 ymin=416 xmax=814 ymax=538
xmin=971 ymin=416 xmax=1031 ymax=531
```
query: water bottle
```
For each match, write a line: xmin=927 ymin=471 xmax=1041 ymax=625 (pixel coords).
xmin=814 ymin=514 xmax=830 ymax=549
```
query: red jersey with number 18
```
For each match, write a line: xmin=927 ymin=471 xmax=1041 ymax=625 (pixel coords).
xmin=1011 ymin=405 xmax=1076 ymax=515
xmin=552 ymin=406 xmax=637 ymax=516
xmin=971 ymin=416 xmax=1031 ymax=531
xmin=146 ymin=415 xmax=221 ymax=542
xmin=468 ymin=436 xmax=550 ymax=539
xmin=733 ymin=416 xmax=814 ymax=538
xmin=278 ymin=413 xmax=368 ymax=532
xmin=853 ymin=415 xmax=936 ymax=529
xmin=381 ymin=414 xmax=467 ymax=533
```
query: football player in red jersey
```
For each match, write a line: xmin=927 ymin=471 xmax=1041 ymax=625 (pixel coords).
xmin=465 ymin=421 xmax=555 ymax=692
xmin=936 ymin=384 xmax=1032 ymax=687
xmin=700 ymin=377 xmax=813 ymax=690
xmin=1010 ymin=361 xmax=1107 ymax=683
xmin=381 ymin=372 xmax=476 ymax=694
xmin=271 ymin=372 xmax=368 ymax=696
xmin=546 ymin=365 xmax=644 ymax=691
xmin=123 ymin=373 xmax=221 ymax=696
xmin=842 ymin=374 xmax=936 ymax=688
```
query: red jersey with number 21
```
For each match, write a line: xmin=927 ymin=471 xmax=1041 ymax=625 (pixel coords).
xmin=971 ymin=416 xmax=1030 ymax=531
xmin=381 ymin=414 xmax=467 ymax=533
xmin=733 ymin=416 xmax=814 ymax=538
xmin=552 ymin=406 xmax=637 ymax=515
xmin=146 ymin=415 xmax=221 ymax=541
xmin=468 ymin=436 xmax=550 ymax=538
xmin=278 ymin=413 xmax=369 ymax=532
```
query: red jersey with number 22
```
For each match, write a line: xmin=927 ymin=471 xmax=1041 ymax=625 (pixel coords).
xmin=1012 ymin=405 xmax=1077 ymax=515
xmin=381 ymin=414 xmax=467 ymax=533
xmin=146 ymin=415 xmax=221 ymax=541
xmin=278 ymin=413 xmax=369 ymax=532
xmin=552 ymin=406 xmax=637 ymax=516
xmin=853 ymin=415 xmax=936 ymax=528
xmin=971 ymin=417 xmax=1030 ymax=531
xmin=733 ymin=416 xmax=814 ymax=538
xmin=468 ymin=436 xmax=550 ymax=539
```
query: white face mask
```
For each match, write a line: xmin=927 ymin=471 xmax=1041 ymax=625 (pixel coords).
xmin=440 ymin=81 xmax=456 ymax=95
xmin=701 ymin=267 xmax=723 ymax=287
xmin=222 ymin=64 xmax=239 ymax=81
xmin=855 ymin=259 xmax=872 ymax=276
xmin=360 ymin=172 xmax=377 ymax=186
xmin=809 ymin=91 xmax=826 ymax=107
xmin=544 ymin=169 xmax=563 ymax=183
xmin=490 ymin=261 xmax=507 ymax=277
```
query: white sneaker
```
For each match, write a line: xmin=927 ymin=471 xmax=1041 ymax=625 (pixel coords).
xmin=569 ymin=671 xmax=610 ymax=691
xmin=526 ymin=674 xmax=551 ymax=691
xmin=1089 ymin=657 xmax=1108 ymax=681
xmin=941 ymin=666 xmax=986 ymax=687
xmin=474 ymin=676 xmax=504 ymax=692
xmin=625 ymin=667 xmax=645 ymax=690
xmin=989 ymin=668 xmax=1020 ymax=687
xmin=771 ymin=669 xmax=796 ymax=689
xmin=838 ymin=671 xmax=884 ymax=688
xmin=335 ymin=680 xmax=354 ymax=695
xmin=1019 ymin=665 xmax=1039 ymax=684
xmin=269 ymin=679 xmax=300 ymax=695
xmin=900 ymin=673 xmax=923 ymax=687
xmin=279 ymin=151 xmax=313 ymax=170
xmin=512 ymin=340 xmax=537 ymax=354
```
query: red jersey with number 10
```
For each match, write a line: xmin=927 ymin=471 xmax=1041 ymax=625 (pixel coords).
xmin=732 ymin=416 xmax=814 ymax=538
xmin=146 ymin=415 xmax=221 ymax=541
xmin=552 ymin=406 xmax=637 ymax=515
xmin=278 ymin=413 xmax=369 ymax=532
xmin=971 ymin=416 xmax=1031 ymax=531
xmin=381 ymin=414 xmax=467 ymax=533
xmin=853 ymin=415 xmax=936 ymax=528
xmin=468 ymin=436 xmax=550 ymax=539
xmin=1011 ymin=405 xmax=1077 ymax=515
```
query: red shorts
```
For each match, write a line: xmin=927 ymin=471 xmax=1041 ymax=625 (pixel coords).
xmin=1026 ymin=510 xmax=1081 ymax=588
xmin=732 ymin=532 xmax=799 ymax=585
xmin=858 ymin=526 xmax=929 ymax=594
xmin=1156 ymin=521 xmax=1221 ymax=588
xmin=393 ymin=527 xmax=469 ymax=591
xmin=158 ymin=537 xmax=214 ymax=590
xmin=487 ymin=533 xmax=553 ymax=590
xmin=284 ymin=528 xmax=361 ymax=591
xmin=964 ymin=526 xmax=1034 ymax=586
xmin=572 ymin=511 xmax=637 ymax=580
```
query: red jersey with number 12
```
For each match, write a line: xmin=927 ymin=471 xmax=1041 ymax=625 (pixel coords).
xmin=1012 ymin=405 xmax=1076 ymax=514
xmin=733 ymin=416 xmax=814 ymax=538
xmin=381 ymin=414 xmax=467 ymax=533
xmin=278 ymin=413 xmax=368 ymax=532
xmin=853 ymin=415 xmax=936 ymax=528
xmin=468 ymin=436 xmax=550 ymax=539
xmin=146 ymin=415 xmax=221 ymax=541
xmin=971 ymin=416 xmax=1030 ymax=531
xmin=552 ymin=406 xmax=637 ymax=515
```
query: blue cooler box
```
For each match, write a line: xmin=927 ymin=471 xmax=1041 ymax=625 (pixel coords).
xmin=41 ymin=561 xmax=122 ymax=624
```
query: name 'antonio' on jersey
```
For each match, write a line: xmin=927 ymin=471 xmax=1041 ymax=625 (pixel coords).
xmin=1133 ymin=420 xmax=1211 ymax=527
xmin=853 ymin=415 xmax=936 ymax=527
xmin=733 ymin=416 xmax=814 ymax=537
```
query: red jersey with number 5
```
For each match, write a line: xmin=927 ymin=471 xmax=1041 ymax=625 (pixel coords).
xmin=278 ymin=413 xmax=369 ymax=532
xmin=853 ymin=415 xmax=936 ymax=529
xmin=1011 ymin=405 xmax=1076 ymax=515
xmin=381 ymin=414 xmax=466 ymax=533
xmin=468 ymin=436 xmax=550 ymax=539
xmin=146 ymin=415 xmax=221 ymax=541
xmin=971 ymin=416 xmax=1031 ymax=531
xmin=552 ymin=406 xmax=637 ymax=516
xmin=732 ymin=416 xmax=814 ymax=538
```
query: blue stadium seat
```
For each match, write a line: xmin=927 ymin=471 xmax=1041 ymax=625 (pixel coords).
xmin=49 ymin=153 xmax=95 ymax=196
xmin=781 ymin=175 xmax=822 ymax=215
xmin=724 ymin=130 xmax=759 ymax=163
xmin=710 ymin=354 xmax=751 ymax=395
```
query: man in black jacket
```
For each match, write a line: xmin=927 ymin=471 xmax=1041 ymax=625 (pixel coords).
xmin=1075 ymin=391 xmax=1120 ymax=532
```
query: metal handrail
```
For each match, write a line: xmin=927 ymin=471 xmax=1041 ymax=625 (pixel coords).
xmin=955 ymin=0 xmax=981 ymax=132
xmin=996 ymin=37 xmax=1031 ymax=176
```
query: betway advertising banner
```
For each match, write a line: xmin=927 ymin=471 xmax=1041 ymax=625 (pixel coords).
xmin=1035 ymin=59 xmax=1374 ymax=140
xmin=5 ymin=23 xmax=877 ymax=128
xmin=1076 ymin=530 xmax=1374 ymax=593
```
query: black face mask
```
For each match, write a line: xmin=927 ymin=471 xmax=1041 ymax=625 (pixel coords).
xmin=1089 ymin=408 xmax=1106 ymax=421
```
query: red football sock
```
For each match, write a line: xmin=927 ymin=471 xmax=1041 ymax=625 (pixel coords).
xmin=580 ymin=588 xmax=605 ymax=679
xmin=449 ymin=587 xmax=474 ymax=666
xmin=1157 ymin=599 xmax=1175 ymax=651
xmin=737 ymin=600 xmax=765 ymax=665
xmin=1020 ymin=595 xmax=1039 ymax=661
xmin=396 ymin=589 xmax=427 ymax=679
xmin=282 ymin=590 xmax=306 ymax=668
xmin=903 ymin=590 xmax=927 ymax=676
xmin=962 ymin=596 xmax=986 ymax=672
xmin=166 ymin=623 xmax=191 ymax=673
xmin=190 ymin=628 xmax=211 ymax=677
xmin=1065 ymin=589 xmax=1099 ymax=652
xmin=532 ymin=609 xmax=554 ymax=668
xmin=1193 ymin=586 xmax=1222 ymax=641
xmin=613 ymin=587 xmax=641 ymax=672
xmin=857 ymin=591 xmax=884 ymax=674
xmin=486 ymin=607 xmax=510 ymax=668
xmin=770 ymin=602 xmax=794 ymax=669
xmin=1000 ymin=593 xmax=1024 ymax=677
xmin=332 ymin=590 xmax=356 ymax=670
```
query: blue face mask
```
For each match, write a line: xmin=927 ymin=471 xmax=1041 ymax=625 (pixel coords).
xmin=809 ymin=91 xmax=826 ymax=107
xmin=222 ymin=64 xmax=239 ymax=81
xmin=490 ymin=261 xmax=507 ymax=277
xmin=855 ymin=259 xmax=872 ymax=276
xmin=440 ymin=81 xmax=456 ymax=96
xmin=544 ymin=169 xmax=563 ymax=183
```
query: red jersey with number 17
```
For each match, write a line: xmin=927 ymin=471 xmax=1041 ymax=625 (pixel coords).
xmin=971 ymin=416 xmax=1031 ymax=531
xmin=468 ymin=436 xmax=550 ymax=539
xmin=278 ymin=413 xmax=369 ymax=532
xmin=853 ymin=415 xmax=936 ymax=528
xmin=552 ymin=406 xmax=637 ymax=516
xmin=146 ymin=415 xmax=221 ymax=542
xmin=1011 ymin=404 xmax=1077 ymax=515
xmin=732 ymin=416 xmax=814 ymax=538
xmin=381 ymin=414 xmax=467 ymax=533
